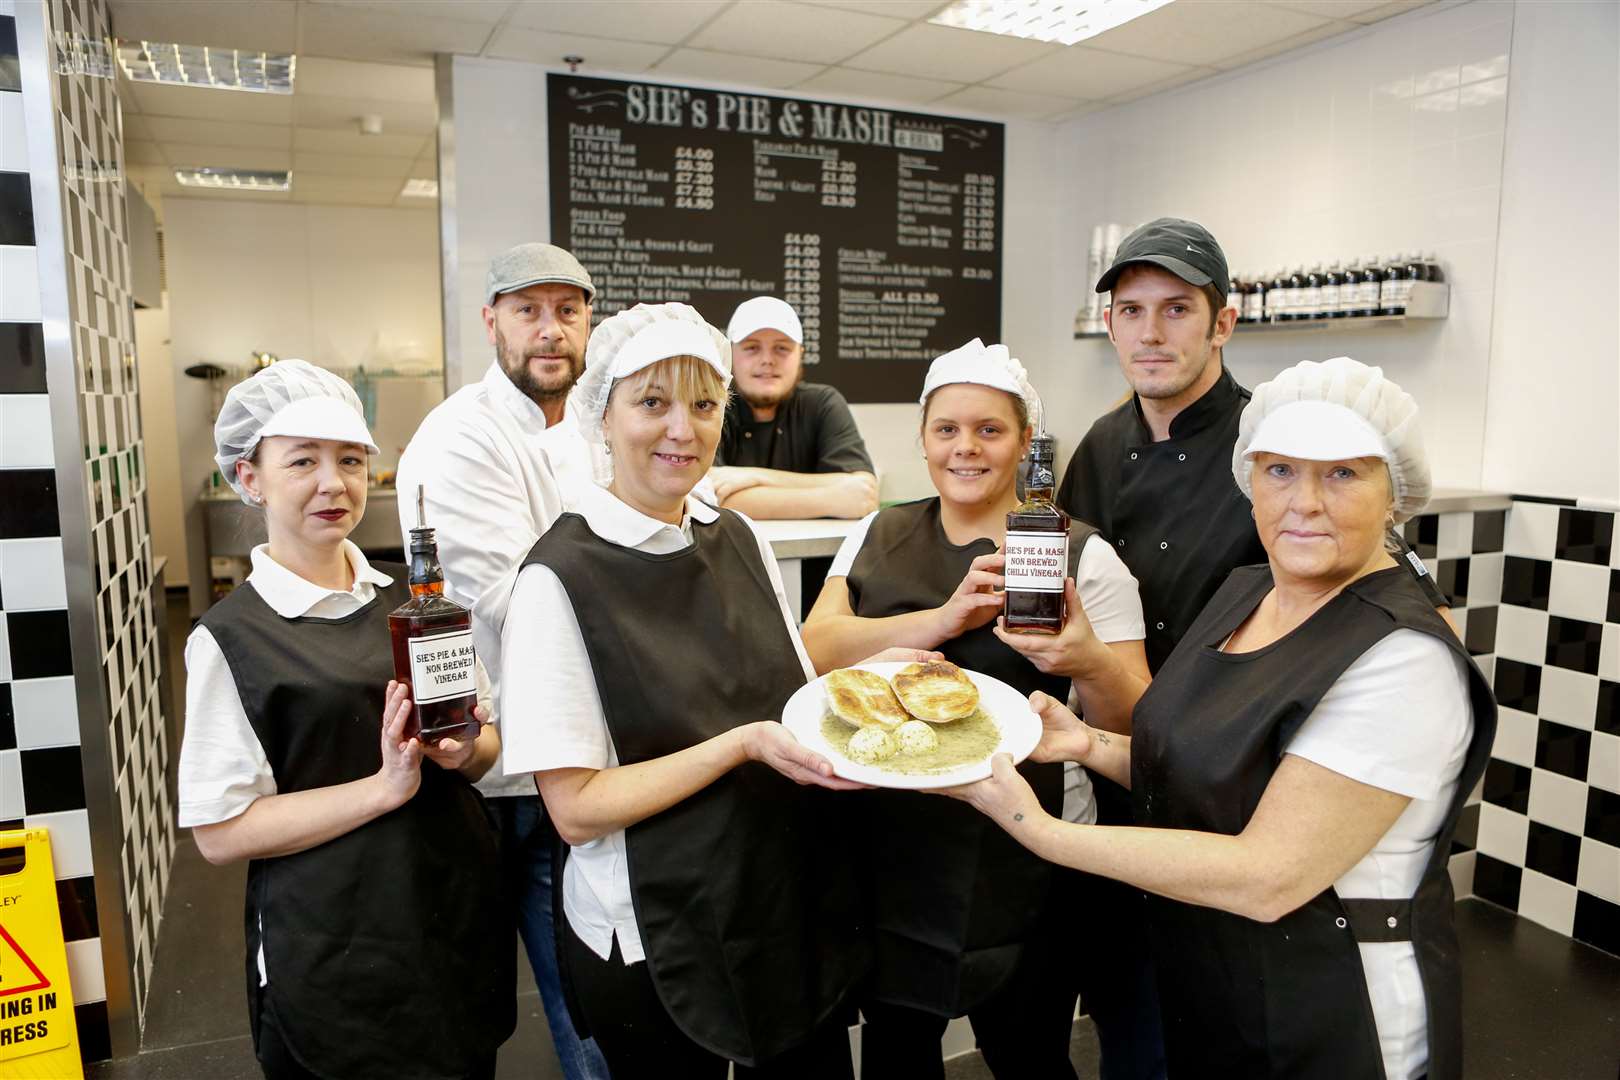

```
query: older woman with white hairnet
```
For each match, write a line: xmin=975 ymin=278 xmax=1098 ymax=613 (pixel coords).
xmin=947 ymin=357 xmax=1496 ymax=1080
xmin=177 ymin=359 xmax=513 ymax=1080
xmin=802 ymin=339 xmax=1151 ymax=1080
xmin=498 ymin=303 xmax=925 ymax=1079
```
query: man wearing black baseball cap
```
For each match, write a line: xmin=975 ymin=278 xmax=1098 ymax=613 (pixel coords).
xmin=1060 ymin=217 xmax=1261 ymax=673
xmin=1047 ymin=218 xmax=1257 ymax=1080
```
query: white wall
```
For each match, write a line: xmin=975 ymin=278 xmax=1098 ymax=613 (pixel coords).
xmin=1483 ymin=0 xmax=1618 ymax=505
xmin=164 ymin=198 xmax=443 ymax=610
xmin=133 ymin=303 xmax=185 ymax=579
xmin=1045 ymin=0 xmax=1517 ymax=490
xmin=443 ymin=57 xmax=1062 ymax=502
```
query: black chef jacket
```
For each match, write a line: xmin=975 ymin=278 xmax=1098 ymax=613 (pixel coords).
xmin=718 ymin=382 xmax=875 ymax=474
xmin=1057 ymin=367 xmax=1265 ymax=673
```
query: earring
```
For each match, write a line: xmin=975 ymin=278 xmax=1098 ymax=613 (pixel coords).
xmin=603 ymin=442 xmax=613 ymax=456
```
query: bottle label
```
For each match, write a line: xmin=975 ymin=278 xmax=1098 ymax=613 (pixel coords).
xmin=1380 ymin=280 xmax=1400 ymax=308
xmin=1358 ymin=281 xmax=1380 ymax=306
xmin=1245 ymin=293 xmax=1264 ymax=320
xmin=1003 ymin=531 xmax=1069 ymax=593
xmin=1321 ymin=284 xmax=1340 ymax=310
xmin=408 ymin=628 xmax=477 ymax=705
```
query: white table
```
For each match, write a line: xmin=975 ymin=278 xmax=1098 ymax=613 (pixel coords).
xmin=752 ymin=518 xmax=861 ymax=621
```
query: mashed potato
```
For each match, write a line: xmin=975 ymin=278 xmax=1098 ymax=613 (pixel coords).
xmin=895 ymin=720 xmax=939 ymax=755
xmin=847 ymin=726 xmax=898 ymax=764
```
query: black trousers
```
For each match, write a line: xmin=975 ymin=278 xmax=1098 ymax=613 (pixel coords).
xmin=255 ymin=1001 xmax=497 ymax=1080
xmin=563 ymin=920 xmax=855 ymax=1080
xmin=858 ymin=920 xmax=1079 ymax=1080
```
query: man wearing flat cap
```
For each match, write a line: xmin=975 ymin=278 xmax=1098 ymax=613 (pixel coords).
xmin=708 ymin=296 xmax=880 ymax=520
xmin=395 ymin=242 xmax=609 ymax=1080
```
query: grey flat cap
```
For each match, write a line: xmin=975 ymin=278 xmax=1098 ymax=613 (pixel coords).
xmin=485 ymin=242 xmax=596 ymax=305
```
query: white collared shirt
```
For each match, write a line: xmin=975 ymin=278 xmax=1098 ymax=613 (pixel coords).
xmin=178 ymin=541 xmax=394 ymax=827
xmin=395 ymin=361 xmax=601 ymax=797
xmin=501 ymin=484 xmax=814 ymax=964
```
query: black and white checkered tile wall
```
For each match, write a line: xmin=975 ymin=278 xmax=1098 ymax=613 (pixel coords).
xmin=1408 ymin=502 xmax=1620 ymax=957
xmin=1 ymin=0 xmax=172 ymax=1061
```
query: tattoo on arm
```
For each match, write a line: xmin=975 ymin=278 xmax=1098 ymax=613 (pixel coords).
xmin=1013 ymin=812 xmax=1024 ymax=822
xmin=1093 ymin=729 xmax=1111 ymax=745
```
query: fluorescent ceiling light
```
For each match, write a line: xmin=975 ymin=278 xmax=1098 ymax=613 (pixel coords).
xmin=175 ymin=168 xmax=291 ymax=192
xmin=117 ymin=40 xmax=295 ymax=94
xmin=930 ymin=0 xmax=1176 ymax=46
xmin=400 ymin=179 xmax=439 ymax=199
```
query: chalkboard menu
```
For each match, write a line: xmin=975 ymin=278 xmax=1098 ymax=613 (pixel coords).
xmin=547 ymin=73 xmax=1004 ymax=404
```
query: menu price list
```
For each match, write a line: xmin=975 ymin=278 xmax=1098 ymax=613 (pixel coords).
xmin=548 ymin=73 xmax=1004 ymax=403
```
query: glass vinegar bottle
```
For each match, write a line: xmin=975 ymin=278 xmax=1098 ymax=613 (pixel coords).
xmin=388 ymin=488 xmax=479 ymax=744
xmin=1003 ymin=433 xmax=1069 ymax=634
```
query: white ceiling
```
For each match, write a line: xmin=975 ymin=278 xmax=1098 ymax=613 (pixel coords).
xmin=112 ymin=0 xmax=1433 ymax=211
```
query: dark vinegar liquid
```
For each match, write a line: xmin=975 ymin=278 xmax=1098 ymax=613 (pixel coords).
xmin=388 ymin=603 xmax=479 ymax=744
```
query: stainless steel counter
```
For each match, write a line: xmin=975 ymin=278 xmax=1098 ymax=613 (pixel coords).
xmin=1425 ymin=488 xmax=1513 ymax=514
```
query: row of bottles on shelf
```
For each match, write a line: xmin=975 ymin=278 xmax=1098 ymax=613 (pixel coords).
xmin=1231 ymin=253 xmax=1446 ymax=324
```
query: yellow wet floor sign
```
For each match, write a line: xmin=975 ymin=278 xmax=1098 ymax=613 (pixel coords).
xmin=0 ymin=828 xmax=83 ymax=1079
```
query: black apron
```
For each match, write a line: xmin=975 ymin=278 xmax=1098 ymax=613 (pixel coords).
xmin=200 ymin=569 xmax=514 ymax=1080
xmin=1130 ymin=564 xmax=1496 ymax=1079
xmin=523 ymin=510 xmax=865 ymax=1066
xmin=844 ymin=498 xmax=1097 ymax=1016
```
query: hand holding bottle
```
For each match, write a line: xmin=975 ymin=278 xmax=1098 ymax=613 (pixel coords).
xmin=376 ymin=680 xmax=424 ymax=808
xmin=419 ymin=702 xmax=489 ymax=772
xmin=933 ymin=552 xmax=1007 ymax=640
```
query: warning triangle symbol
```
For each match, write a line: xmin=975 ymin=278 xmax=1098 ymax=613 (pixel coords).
xmin=0 ymin=923 xmax=51 ymax=998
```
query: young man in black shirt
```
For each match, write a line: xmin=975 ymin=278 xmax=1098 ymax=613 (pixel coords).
xmin=710 ymin=296 xmax=879 ymax=520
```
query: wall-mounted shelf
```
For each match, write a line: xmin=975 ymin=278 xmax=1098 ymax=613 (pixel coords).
xmin=1075 ymin=281 xmax=1449 ymax=339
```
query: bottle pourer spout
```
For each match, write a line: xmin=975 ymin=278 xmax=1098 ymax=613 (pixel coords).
xmin=416 ymin=485 xmax=426 ymax=530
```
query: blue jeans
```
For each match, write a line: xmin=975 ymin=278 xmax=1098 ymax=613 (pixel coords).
xmin=492 ymin=794 xmax=610 ymax=1080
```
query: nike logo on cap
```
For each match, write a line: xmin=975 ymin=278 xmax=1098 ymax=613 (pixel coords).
xmin=1187 ymin=245 xmax=1201 ymax=254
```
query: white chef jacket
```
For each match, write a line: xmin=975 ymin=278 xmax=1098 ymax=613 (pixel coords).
xmin=501 ymin=484 xmax=814 ymax=964
xmin=395 ymin=362 xmax=599 ymax=797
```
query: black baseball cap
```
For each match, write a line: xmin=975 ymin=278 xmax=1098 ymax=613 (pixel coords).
xmin=1095 ymin=217 xmax=1230 ymax=301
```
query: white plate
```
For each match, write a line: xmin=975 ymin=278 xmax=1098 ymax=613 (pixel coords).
xmin=782 ymin=662 xmax=1040 ymax=790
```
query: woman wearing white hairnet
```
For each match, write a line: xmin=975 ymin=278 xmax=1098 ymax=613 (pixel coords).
xmin=498 ymin=303 xmax=922 ymax=1079
xmin=177 ymin=360 xmax=513 ymax=1080
xmin=946 ymin=357 xmax=1496 ymax=1080
xmin=800 ymin=340 xmax=1153 ymax=1080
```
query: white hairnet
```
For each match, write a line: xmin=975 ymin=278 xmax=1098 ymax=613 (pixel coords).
xmin=214 ymin=359 xmax=377 ymax=504
xmin=920 ymin=338 xmax=1043 ymax=431
xmin=569 ymin=302 xmax=731 ymax=485
xmin=1233 ymin=356 xmax=1430 ymax=522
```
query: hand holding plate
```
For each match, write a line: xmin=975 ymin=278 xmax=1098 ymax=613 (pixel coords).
xmin=937 ymin=753 xmax=1044 ymax=835
xmin=744 ymin=722 xmax=869 ymax=791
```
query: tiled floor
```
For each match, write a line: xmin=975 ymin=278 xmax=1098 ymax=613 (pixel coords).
xmin=86 ymin=597 xmax=1620 ymax=1079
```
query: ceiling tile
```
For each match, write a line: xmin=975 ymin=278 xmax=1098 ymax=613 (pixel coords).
xmin=933 ymin=85 xmax=1083 ymax=120
xmin=1270 ymin=0 xmax=1396 ymax=17
xmin=798 ymin=0 xmax=945 ymax=16
xmin=483 ymin=26 xmax=671 ymax=71
xmin=128 ymin=80 xmax=295 ymax=124
xmin=408 ymin=153 xmax=438 ymax=180
xmin=795 ymin=66 xmax=962 ymax=105
xmin=164 ymin=144 xmax=294 ymax=173
xmin=1212 ymin=21 xmax=1354 ymax=71
xmin=142 ymin=116 xmax=291 ymax=149
xmin=689 ymin=1 xmax=908 ymax=65
xmin=1103 ymin=65 xmax=1218 ymax=104
xmin=843 ymin=22 xmax=1058 ymax=83
xmin=293 ymin=94 xmax=436 ymax=137
xmin=987 ymin=46 xmax=1191 ymax=100
xmin=507 ymin=1 xmax=731 ymax=45
xmin=293 ymin=150 xmax=412 ymax=178
xmin=1047 ymin=101 xmax=1107 ymax=125
xmin=305 ymin=0 xmax=512 ymax=23
xmin=295 ymin=57 xmax=435 ymax=104
xmin=295 ymin=3 xmax=493 ymax=65
xmin=121 ymin=139 xmax=168 ymax=165
xmin=290 ymin=173 xmax=402 ymax=206
xmin=109 ymin=0 xmax=298 ymax=53
xmin=1350 ymin=0 xmax=1435 ymax=24
xmin=293 ymin=127 xmax=428 ymax=157
xmin=121 ymin=112 xmax=154 ymax=139
xmin=1083 ymin=1 xmax=1330 ymax=67
xmin=651 ymin=48 xmax=826 ymax=90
